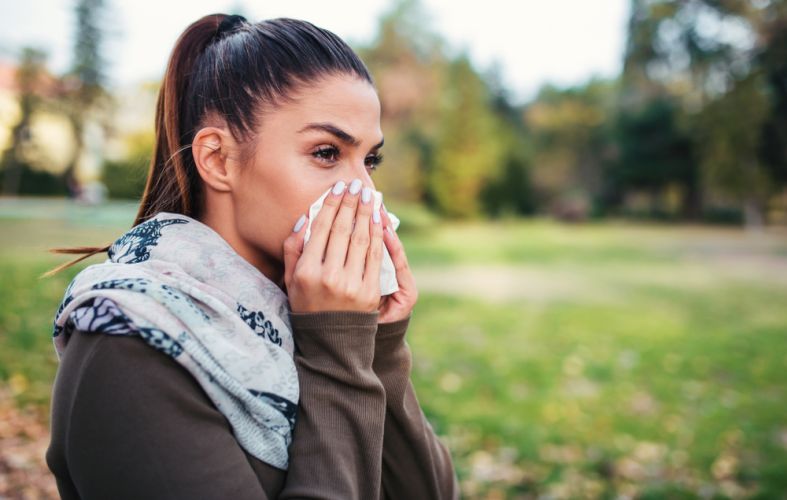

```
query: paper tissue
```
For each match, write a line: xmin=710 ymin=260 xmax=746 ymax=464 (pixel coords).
xmin=303 ymin=186 xmax=401 ymax=295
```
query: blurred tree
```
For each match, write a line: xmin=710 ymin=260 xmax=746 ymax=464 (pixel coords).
xmin=525 ymin=79 xmax=616 ymax=219
xmin=479 ymin=148 xmax=535 ymax=218
xmin=622 ymin=0 xmax=758 ymax=105
xmin=696 ymin=72 xmax=771 ymax=227
xmin=755 ymin=5 xmax=787 ymax=199
xmin=621 ymin=0 xmax=787 ymax=225
xmin=358 ymin=0 xmax=446 ymax=204
xmin=1 ymin=47 xmax=46 ymax=195
xmin=430 ymin=55 xmax=508 ymax=218
xmin=608 ymin=96 xmax=699 ymax=219
xmin=101 ymin=129 xmax=152 ymax=200
xmin=59 ymin=0 xmax=112 ymax=195
xmin=0 ymin=47 xmax=67 ymax=195
xmin=360 ymin=0 xmax=525 ymax=218
xmin=479 ymin=64 xmax=535 ymax=218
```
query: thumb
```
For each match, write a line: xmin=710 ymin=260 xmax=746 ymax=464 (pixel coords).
xmin=283 ymin=214 xmax=308 ymax=292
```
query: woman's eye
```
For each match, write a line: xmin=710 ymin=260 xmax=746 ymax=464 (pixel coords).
xmin=312 ymin=145 xmax=383 ymax=171
xmin=312 ymin=146 xmax=339 ymax=163
xmin=365 ymin=153 xmax=384 ymax=170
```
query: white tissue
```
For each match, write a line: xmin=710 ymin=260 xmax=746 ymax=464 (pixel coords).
xmin=303 ymin=186 xmax=401 ymax=296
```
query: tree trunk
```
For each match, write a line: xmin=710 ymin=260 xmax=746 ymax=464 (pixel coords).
xmin=680 ymin=180 xmax=702 ymax=220
xmin=743 ymin=197 xmax=765 ymax=230
xmin=1 ymin=155 xmax=23 ymax=196
xmin=62 ymin=116 xmax=84 ymax=198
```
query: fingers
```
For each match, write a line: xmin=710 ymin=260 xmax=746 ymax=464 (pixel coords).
xmin=324 ymin=178 xmax=363 ymax=270
xmin=380 ymin=205 xmax=414 ymax=284
xmin=283 ymin=213 xmax=308 ymax=292
xmin=380 ymin=204 xmax=395 ymax=237
xmin=300 ymin=180 xmax=346 ymax=265
xmin=382 ymin=215 xmax=410 ymax=275
xmin=345 ymin=185 xmax=375 ymax=283
xmin=362 ymin=204 xmax=385 ymax=296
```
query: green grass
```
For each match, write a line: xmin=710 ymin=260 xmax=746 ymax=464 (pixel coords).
xmin=1 ymin=198 xmax=786 ymax=498
xmin=408 ymin=287 xmax=786 ymax=498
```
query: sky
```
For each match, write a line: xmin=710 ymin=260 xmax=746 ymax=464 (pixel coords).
xmin=0 ymin=0 xmax=630 ymax=104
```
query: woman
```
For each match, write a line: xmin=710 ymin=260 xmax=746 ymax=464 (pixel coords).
xmin=43 ymin=13 xmax=459 ymax=499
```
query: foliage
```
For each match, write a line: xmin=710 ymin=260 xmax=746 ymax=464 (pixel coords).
xmin=525 ymin=80 xmax=617 ymax=219
xmin=58 ymin=0 xmax=112 ymax=190
xmin=0 ymin=47 xmax=68 ymax=197
xmin=10 ymin=0 xmax=787 ymax=226
xmin=430 ymin=56 xmax=508 ymax=218
xmin=360 ymin=0 xmax=529 ymax=219
xmin=101 ymin=130 xmax=152 ymax=200
xmin=617 ymin=0 xmax=787 ymax=225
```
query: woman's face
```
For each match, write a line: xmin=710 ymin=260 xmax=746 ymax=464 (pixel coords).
xmin=224 ymin=73 xmax=384 ymax=285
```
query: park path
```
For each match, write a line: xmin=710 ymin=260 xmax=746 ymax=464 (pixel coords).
xmin=411 ymin=264 xmax=598 ymax=303
xmin=410 ymin=256 xmax=787 ymax=304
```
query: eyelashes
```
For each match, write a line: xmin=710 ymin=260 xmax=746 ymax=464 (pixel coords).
xmin=367 ymin=152 xmax=384 ymax=169
xmin=312 ymin=145 xmax=340 ymax=163
xmin=312 ymin=144 xmax=384 ymax=170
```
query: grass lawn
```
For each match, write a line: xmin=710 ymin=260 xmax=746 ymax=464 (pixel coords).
xmin=1 ymin=197 xmax=786 ymax=498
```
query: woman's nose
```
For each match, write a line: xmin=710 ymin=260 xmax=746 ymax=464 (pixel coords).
xmin=348 ymin=162 xmax=375 ymax=190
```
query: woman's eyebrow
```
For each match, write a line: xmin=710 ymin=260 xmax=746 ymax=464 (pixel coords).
xmin=298 ymin=122 xmax=384 ymax=149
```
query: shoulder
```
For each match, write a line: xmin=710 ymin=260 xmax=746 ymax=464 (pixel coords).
xmin=53 ymin=330 xmax=277 ymax=498
xmin=50 ymin=327 xmax=228 ymax=453
xmin=59 ymin=328 xmax=218 ymax=420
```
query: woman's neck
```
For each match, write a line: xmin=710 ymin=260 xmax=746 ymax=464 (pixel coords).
xmin=197 ymin=211 xmax=285 ymax=292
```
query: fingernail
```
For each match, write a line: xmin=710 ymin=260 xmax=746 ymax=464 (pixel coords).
xmin=332 ymin=180 xmax=346 ymax=195
xmin=349 ymin=178 xmax=362 ymax=195
xmin=293 ymin=214 xmax=306 ymax=232
xmin=373 ymin=208 xmax=381 ymax=224
xmin=361 ymin=186 xmax=372 ymax=204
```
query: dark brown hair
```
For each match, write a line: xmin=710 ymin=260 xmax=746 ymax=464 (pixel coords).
xmin=42 ymin=13 xmax=373 ymax=279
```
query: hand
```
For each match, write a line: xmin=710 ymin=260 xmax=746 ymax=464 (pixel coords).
xmin=377 ymin=205 xmax=418 ymax=324
xmin=282 ymin=180 xmax=385 ymax=313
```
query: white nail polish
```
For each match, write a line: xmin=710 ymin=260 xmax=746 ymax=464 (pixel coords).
xmin=349 ymin=178 xmax=362 ymax=195
xmin=293 ymin=214 xmax=306 ymax=232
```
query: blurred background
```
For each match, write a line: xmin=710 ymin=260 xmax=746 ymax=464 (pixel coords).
xmin=1 ymin=0 xmax=786 ymax=498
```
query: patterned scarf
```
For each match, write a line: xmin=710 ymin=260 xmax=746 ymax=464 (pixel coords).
xmin=51 ymin=211 xmax=298 ymax=470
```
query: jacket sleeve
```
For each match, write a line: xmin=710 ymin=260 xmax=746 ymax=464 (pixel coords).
xmin=280 ymin=310 xmax=387 ymax=500
xmin=373 ymin=314 xmax=461 ymax=500
xmin=58 ymin=329 xmax=275 ymax=500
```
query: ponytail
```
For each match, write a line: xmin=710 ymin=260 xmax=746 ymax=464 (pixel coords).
xmin=42 ymin=14 xmax=238 ymax=279
xmin=42 ymin=13 xmax=373 ymax=279
xmin=135 ymin=13 xmax=231 ymax=223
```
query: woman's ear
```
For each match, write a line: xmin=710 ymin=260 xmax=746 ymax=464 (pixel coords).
xmin=192 ymin=126 xmax=238 ymax=193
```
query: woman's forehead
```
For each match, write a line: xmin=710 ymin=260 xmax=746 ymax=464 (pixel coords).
xmin=266 ymin=75 xmax=382 ymax=138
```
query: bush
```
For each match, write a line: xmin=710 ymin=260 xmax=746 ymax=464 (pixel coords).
xmin=101 ymin=157 xmax=147 ymax=200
